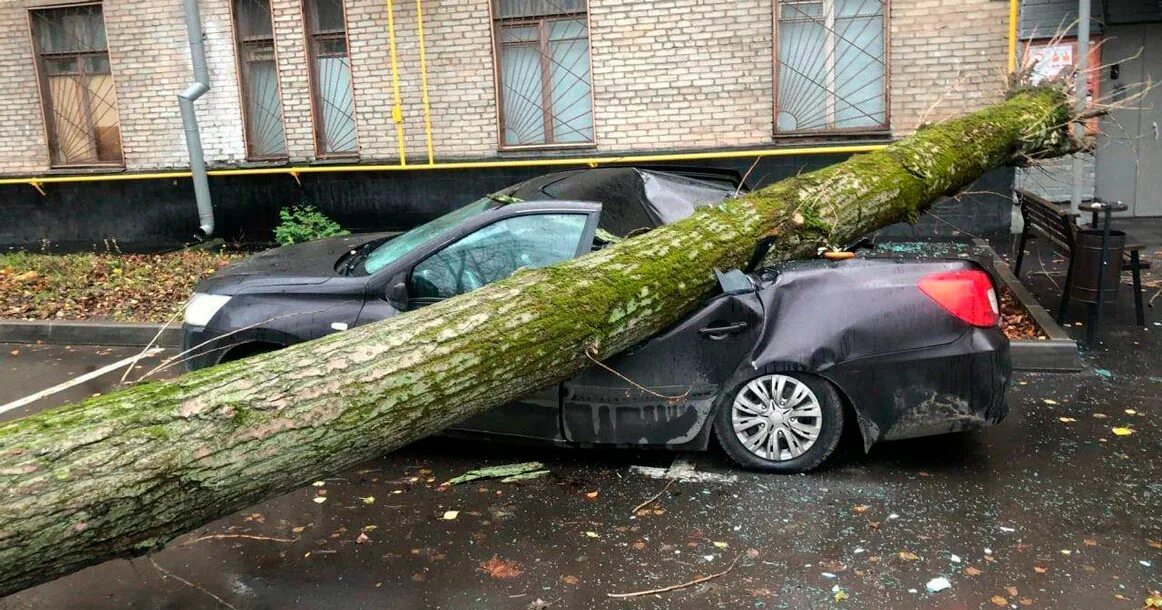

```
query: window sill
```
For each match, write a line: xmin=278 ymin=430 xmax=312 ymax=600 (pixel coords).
xmin=772 ymin=129 xmax=893 ymax=143
xmin=497 ymin=142 xmax=597 ymax=155
xmin=42 ymin=164 xmax=127 ymax=176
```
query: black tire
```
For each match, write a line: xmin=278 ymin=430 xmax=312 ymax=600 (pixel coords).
xmin=713 ymin=371 xmax=845 ymax=474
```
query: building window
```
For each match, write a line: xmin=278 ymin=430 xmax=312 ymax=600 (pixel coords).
xmin=492 ymin=0 xmax=593 ymax=148
xmin=233 ymin=0 xmax=287 ymax=159
xmin=775 ymin=0 xmax=887 ymax=134
xmin=29 ymin=4 xmax=122 ymax=167
xmin=303 ymin=0 xmax=357 ymax=157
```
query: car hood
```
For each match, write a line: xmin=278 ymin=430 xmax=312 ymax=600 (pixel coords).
xmin=198 ymin=232 xmax=398 ymax=294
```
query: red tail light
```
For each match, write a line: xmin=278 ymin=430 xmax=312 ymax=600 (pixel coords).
xmin=917 ymin=269 xmax=1000 ymax=327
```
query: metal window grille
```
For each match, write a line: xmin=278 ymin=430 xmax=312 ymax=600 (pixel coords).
xmin=303 ymin=0 xmax=358 ymax=157
xmin=234 ymin=0 xmax=288 ymax=159
xmin=775 ymin=0 xmax=888 ymax=134
xmin=493 ymin=0 xmax=594 ymax=148
xmin=29 ymin=3 xmax=123 ymax=166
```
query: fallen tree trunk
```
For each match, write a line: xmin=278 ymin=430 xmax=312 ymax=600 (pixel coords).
xmin=0 ymin=87 xmax=1075 ymax=596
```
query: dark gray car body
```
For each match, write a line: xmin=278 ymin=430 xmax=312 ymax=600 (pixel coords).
xmin=183 ymin=168 xmax=1009 ymax=451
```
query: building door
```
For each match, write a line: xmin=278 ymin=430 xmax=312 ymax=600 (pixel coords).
xmin=1095 ymin=24 xmax=1162 ymax=216
xmin=1134 ymin=26 xmax=1162 ymax=216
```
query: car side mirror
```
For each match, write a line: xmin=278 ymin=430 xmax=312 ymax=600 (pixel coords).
xmin=385 ymin=275 xmax=408 ymax=305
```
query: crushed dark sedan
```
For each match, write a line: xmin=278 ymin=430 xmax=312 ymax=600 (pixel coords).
xmin=182 ymin=167 xmax=1010 ymax=473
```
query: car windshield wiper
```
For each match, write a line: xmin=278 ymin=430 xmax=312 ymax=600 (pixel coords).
xmin=339 ymin=241 xmax=377 ymax=276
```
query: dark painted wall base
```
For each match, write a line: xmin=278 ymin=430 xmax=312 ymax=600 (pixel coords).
xmin=0 ymin=156 xmax=1015 ymax=253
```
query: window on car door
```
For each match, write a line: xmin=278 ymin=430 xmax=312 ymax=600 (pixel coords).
xmin=408 ymin=213 xmax=589 ymax=302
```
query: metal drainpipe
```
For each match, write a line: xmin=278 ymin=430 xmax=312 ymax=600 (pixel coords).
xmin=179 ymin=0 xmax=214 ymax=236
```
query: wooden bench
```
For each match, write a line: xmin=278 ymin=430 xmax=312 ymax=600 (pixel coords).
xmin=1012 ymin=188 xmax=1148 ymax=327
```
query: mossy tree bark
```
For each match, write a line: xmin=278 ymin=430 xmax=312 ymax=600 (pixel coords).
xmin=0 ymin=88 xmax=1074 ymax=596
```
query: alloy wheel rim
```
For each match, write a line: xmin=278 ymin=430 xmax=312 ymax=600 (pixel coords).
xmin=731 ymin=374 xmax=823 ymax=461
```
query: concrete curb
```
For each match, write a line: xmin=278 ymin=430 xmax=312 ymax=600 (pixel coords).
xmin=0 ymin=320 xmax=180 ymax=348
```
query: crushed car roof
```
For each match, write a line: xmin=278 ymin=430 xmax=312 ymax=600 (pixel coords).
xmin=503 ymin=167 xmax=740 ymax=237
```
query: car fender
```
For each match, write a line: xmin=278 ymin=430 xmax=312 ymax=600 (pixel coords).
xmin=717 ymin=258 xmax=987 ymax=451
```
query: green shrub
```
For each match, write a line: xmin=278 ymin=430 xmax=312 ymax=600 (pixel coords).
xmin=273 ymin=205 xmax=349 ymax=245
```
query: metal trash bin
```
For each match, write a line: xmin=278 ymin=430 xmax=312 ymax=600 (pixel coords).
xmin=1069 ymin=229 xmax=1125 ymax=305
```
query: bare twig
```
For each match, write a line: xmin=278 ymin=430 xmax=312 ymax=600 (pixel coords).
xmin=607 ymin=553 xmax=743 ymax=599
xmin=181 ymin=533 xmax=298 ymax=546
xmin=119 ymin=310 xmax=181 ymax=387
xmin=149 ymin=557 xmax=238 ymax=610
xmin=735 ymin=158 xmax=761 ymax=198
xmin=631 ymin=479 xmax=675 ymax=515
xmin=584 ymin=346 xmax=690 ymax=402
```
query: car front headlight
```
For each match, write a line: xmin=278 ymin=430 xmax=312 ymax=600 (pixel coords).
xmin=183 ymin=293 xmax=231 ymax=327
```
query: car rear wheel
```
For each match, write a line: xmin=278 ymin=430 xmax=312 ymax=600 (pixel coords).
xmin=714 ymin=372 xmax=844 ymax=473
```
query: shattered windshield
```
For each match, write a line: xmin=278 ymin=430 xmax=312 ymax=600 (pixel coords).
xmin=359 ymin=198 xmax=492 ymax=275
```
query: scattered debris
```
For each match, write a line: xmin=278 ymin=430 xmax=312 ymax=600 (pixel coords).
xmin=926 ymin=577 xmax=951 ymax=593
xmin=833 ymin=586 xmax=849 ymax=602
xmin=1112 ymin=427 xmax=1135 ymax=436
xmin=445 ymin=462 xmax=547 ymax=485
xmin=1043 ymin=399 xmax=1059 ymax=405
xmin=991 ymin=595 xmax=1008 ymax=606
xmin=442 ymin=511 xmax=459 ymax=520
xmin=312 ymin=497 xmax=326 ymax=504
xmin=899 ymin=551 xmax=920 ymax=561
xmin=607 ymin=553 xmax=742 ymax=599
xmin=361 ymin=496 xmax=375 ymax=505
xmin=950 ymin=554 xmax=962 ymax=563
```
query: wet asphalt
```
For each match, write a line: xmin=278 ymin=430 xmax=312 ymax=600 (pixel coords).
xmin=0 ymin=249 xmax=1159 ymax=608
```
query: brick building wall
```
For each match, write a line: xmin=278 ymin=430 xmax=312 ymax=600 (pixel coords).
xmin=0 ymin=0 xmax=1011 ymax=175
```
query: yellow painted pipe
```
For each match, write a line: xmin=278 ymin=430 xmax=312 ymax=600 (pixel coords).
xmin=384 ymin=0 xmax=407 ymax=165
xmin=0 ymin=144 xmax=887 ymax=187
xmin=1007 ymin=0 xmax=1019 ymax=74
xmin=415 ymin=0 xmax=435 ymax=165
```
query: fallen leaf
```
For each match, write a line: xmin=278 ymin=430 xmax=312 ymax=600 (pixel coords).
xmin=1059 ymin=417 xmax=1077 ymax=423
xmin=584 ymin=531 xmax=600 ymax=538
xmin=291 ymin=526 xmax=305 ymax=534
xmin=361 ymin=496 xmax=375 ymax=505
xmin=631 ymin=540 xmax=646 ymax=550
xmin=1147 ymin=540 xmax=1162 ymax=549
xmin=834 ymin=589 xmax=849 ymax=602
xmin=852 ymin=505 xmax=870 ymax=514
xmin=355 ymin=532 xmax=370 ymax=544
xmin=312 ymin=496 xmax=327 ymax=504
xmin=561 ymin=575 xmax=580 ymax=585
xmin=479 ymin=556 xmax=523 ymax=579
xmin=964 ymin=566 xmax=983 ymax=576
xmin=312 ymin=481 xmax=326 ymax=487
xmin=1093 ymin=412 xmax=1108 ymax=419
xmin=898 ymin=551 xmax=920 ymax=561
xmin=713 ymin=541 xmax=729 ymax=549
xmin=527 ymin=599 xmax=551 ymax=610
xmin=1019 ymin=598 xmax=1034 ymax=606
xmin=1144 ymin=591 xmax=1162 ymax=608
xmin=1007 ymin=586 xmax=1018 ymax=596
xmin=1033 ymin=565 xmax=1047 ymax=573
xmin=1124 ymin=409 xmax=1138 ymax=415
xmin=1043 ymin=399 xmax=1059 ymax=405
xmin=1083 ymin=538 xmax=1097 ymax=546
xmin=746 ymin=548 xmax=761 ymax=559
xmin=9 ymin=350 xmax=18 ymax=356
xmin=442 ymin=510 xmax=459 ymax=520
xmin=584 ymin=491 xmax=599 ymax=499
xmin=1112 ymin=427 xmax=1135 ymax=436
xmin=991 ymin=595 xmax=1008 ymax=606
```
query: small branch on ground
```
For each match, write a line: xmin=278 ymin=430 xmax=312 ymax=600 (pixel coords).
xmin=180 ymin=533 xmax=298 ymax=546
xmin=149 ymin=557 xmax=238 ymax=610
xmin=607 ymin=553 xmax=743 ymax=599
xmin=631 ymin=479 xmax=675 ymax=516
